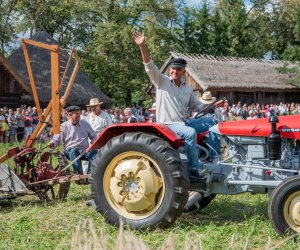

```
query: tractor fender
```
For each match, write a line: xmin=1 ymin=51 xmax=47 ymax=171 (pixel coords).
xmin=87 ymin=123 xmax=185 ymax=151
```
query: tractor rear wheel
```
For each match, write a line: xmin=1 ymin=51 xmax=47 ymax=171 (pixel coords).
xmin=90 ymin=132 xmax=189 ymax=230
xmin=268 ymin=175 xmax=300 ymax=235
xmin=184 ymin=192 xmax=216 ymax=212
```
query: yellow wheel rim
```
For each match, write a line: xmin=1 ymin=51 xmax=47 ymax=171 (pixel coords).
xmin=103 ymin=151 xmax=165 ymax=220
xmin=283 ymin=191 xmax=300 ymax=233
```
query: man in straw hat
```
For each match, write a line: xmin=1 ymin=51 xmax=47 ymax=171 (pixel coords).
xmin=199 ymin=91 xmax=216 ymax=104
xmin=133 ymin=31 xmax=220 ymax=179
xmin=48 ymin=105 xmax=98 ymax=175
xmin=198 ymin=91 xmax=223 ymax=121
xmin=85 ymin=98 xmax=112 ymax=135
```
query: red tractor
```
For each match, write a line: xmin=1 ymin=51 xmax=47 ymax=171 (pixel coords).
xmin=1 ymin=39 xmax=300 ymax=236
xmin=88 ymin=99 xmax=300 ymax=236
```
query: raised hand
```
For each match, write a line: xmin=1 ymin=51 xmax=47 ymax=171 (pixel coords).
xmin=132 ymin=30 xmax=145 ymax=46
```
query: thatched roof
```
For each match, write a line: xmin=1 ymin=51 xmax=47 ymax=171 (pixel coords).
xmin=0 ymin=55 xmax=31 ymax=93
xmin=7 ymin=31 xmax=112 ymax=107
xmin=161 ymin=52 xmax=298 ymax=91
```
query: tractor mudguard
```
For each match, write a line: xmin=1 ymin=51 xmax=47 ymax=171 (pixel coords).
xmin=88 ymin=123 xmax=185 ymax=151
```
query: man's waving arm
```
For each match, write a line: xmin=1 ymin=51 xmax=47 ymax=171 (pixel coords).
xmin=132 ymin=31 xmax=165 ymax=88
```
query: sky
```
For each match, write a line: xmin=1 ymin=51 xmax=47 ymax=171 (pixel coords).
xmin=185 ymin=0 xmax=253 ymax=9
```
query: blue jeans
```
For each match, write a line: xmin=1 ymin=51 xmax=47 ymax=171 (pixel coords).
xmin=168 ymin=117 xmax=220 ymax=170
xmin=185 ymin=117 xmax=221 ymax=158
xmin=64 ymin=148 xmax=97 ymax=174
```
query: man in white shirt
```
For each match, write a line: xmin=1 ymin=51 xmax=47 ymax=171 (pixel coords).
xmin=85 ymin=98 xmax=113 ymax=135
xmin=133 ymin=31 xmax=220 ymax=179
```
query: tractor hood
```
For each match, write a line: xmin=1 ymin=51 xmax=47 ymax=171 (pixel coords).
xmin=210 ymin=115 xmax=300 ymax=140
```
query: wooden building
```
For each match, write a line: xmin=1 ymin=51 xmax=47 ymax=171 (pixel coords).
xmin=0 ymin=56 xmax=31 ymax=107
xmin=150 ymin=52 xmax=300 ymax=104
xmin=6 ymin=31 xmax=112 ymax=108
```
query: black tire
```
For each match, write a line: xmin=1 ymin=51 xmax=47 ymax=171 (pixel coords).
xmin=184 ymin=192 xmax=216 ymax=212
xmin=268 ymin=175 xmax=300 ymax=235
xmin=90 ymin=132 xmax=189 ymax=230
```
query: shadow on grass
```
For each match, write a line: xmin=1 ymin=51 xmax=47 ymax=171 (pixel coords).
xmin=0 ymin=192 xmax=91 ymax=213
xmin=0 ymin=197 xmax=66 ymax=213
xmin=178 ymin=195 xmax=269 ymax=226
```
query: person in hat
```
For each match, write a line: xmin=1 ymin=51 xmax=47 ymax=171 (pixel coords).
xmin=198 ymin=91 xmax=223 ymax=121
xmin=133 ymin=30 xmax=220 ymax=178
xmin=48 ymin=105 xmax=98 ymax=174
xmin=199 ymin=91 xmax=216 ymax=105
xmin=148 ymin=102 xmax=157 ymax=123
xmin=85 ymin=98 xmax=112 ymax=135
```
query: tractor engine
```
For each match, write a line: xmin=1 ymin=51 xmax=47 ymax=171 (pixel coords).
xmin=225 ymin=136 xmax=300 ymax=170
xmin=276 ymin=139 xmax=300 ymax=170
xmin=216 ymin=135 xmax=299 ymax=195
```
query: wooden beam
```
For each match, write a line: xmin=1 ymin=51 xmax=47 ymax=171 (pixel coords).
xmin=60 ymin=49 xmax=80 ymax=107
xmin=22 ymin=42 xmax=43 ymax=122
xmin=22 ymin=39 xmax=58 ymax=52
xmin=51 ymin=49 xmax=60 ymax=134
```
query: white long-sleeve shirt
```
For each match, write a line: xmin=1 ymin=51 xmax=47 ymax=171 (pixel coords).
xmin=85 ymin=111 xmax=112 ymax=134
xmin=144 ymin=59 xmax=204 ymax=124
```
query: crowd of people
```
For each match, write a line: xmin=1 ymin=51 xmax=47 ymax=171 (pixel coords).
xmin=0 ymin=101 xmax=157 ymax=144
xmin=0 ymin=105 xmax=39 ymax=144
xmin=221 ymin=102 xmax=300 ymax=121
xmin=1 ymin=101 xmax=300 ymax=144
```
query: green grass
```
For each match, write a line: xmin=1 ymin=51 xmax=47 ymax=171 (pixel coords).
xmin=0 ymin=143 xmax=299 ymax=249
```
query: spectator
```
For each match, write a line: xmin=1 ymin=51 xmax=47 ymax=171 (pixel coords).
xmin=236 ymin=101 xmax=242 ymax=117
xmin=85 ymin=98 xmax=113 ymax=134
xmin=7 ymin=109 xmax=17 ymax=143
xmin=24 ymin=111 xmax=33 ymax=140
xmin=148 ymin=103 xmax=157 ymax=123
xmin=80 ymin=109 xmax=87 ymax=120
xmin=2 ymin=107 xmax=8 ymax=119
xmin=111 ymin=109 xmax=120 ymax=124
xmin=15 ymin=108 xmax=25 ymax=141
xmin=241 ymin=104 xmax=249 ymax=119
xmin=119 ymin=114 xmax=127 ymax=123
xmin=31 ymin=107 xmax=39 ymax=131
xmin=136 ymin=107 xmax=146 ymax=122
xmin=124 ymin=107 xmax=137 ymax=123
xmin=247 ymin=109 xmax=257 ymax=120
xmin=0 ymin=109 xmax=9 ymax=143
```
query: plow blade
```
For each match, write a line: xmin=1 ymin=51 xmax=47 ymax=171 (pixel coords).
xmin=0 ymin=164 xmax=29 ymax=199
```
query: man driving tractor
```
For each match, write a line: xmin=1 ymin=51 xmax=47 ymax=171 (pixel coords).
xmin=132 ymin=31 xmax=220 ymax=178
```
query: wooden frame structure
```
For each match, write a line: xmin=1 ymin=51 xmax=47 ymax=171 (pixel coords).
xmin=0 ymin=39 xmax=80 ymax=163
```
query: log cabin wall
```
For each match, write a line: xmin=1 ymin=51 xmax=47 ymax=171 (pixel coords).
xmin=0 ymin=64 xmax=22 ymax=107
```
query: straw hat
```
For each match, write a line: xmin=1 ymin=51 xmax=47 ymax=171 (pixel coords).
xmin=199 ymin=91 xmax=216 ymax=104
xmin=149 ymin=103 xmax=156 ymax=111
xmin=86 ymin=98 xmax=103 ymax=107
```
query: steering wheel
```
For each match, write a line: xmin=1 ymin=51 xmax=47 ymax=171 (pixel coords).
xmin=194 ymin=97 xmax=226 ymax=119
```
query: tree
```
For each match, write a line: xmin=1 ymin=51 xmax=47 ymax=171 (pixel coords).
xmin=0 ymin=0 xmax=18 ymax=54
xmin=80 ymin=0 xmax=184 ymax=106
xmin=16 ymin=0 xmax=50 ymax=37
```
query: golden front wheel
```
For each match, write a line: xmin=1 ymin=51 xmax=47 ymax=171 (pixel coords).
xmin=103 ymin=151 xmax=164 ymax=219
xmin=90 ymin=132 xmax=189 ymax=230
